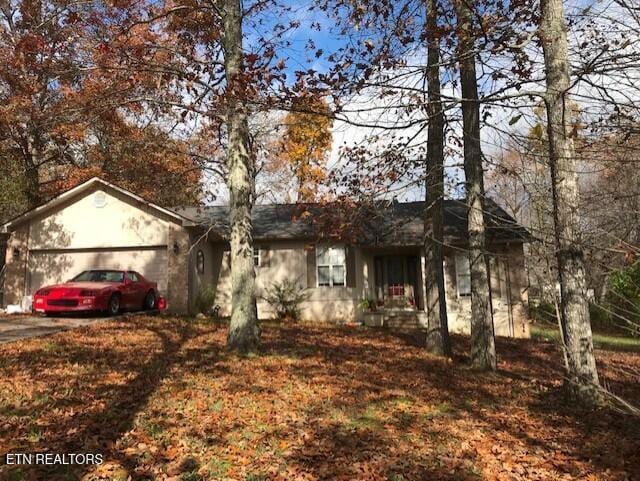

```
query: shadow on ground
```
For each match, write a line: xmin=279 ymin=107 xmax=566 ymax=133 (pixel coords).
xmin=0 ymin=318 xmax=638 ymax=481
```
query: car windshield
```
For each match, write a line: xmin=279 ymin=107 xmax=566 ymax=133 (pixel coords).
xmin=72 ymin=270 xmax=124 ymax=283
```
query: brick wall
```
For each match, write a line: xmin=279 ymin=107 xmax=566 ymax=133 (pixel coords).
xmin=3 ymin=227 xmax=28 ymax=307
xmin=166 ymin=225 xmax=191 ymax=314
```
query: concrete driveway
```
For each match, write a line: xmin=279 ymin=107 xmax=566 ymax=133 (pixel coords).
xmin=0 ymin=314 xmax=115 ymax=344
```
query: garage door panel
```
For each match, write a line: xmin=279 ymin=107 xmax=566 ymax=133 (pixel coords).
xmin=28 ymin=248 xmax=168 ymax=294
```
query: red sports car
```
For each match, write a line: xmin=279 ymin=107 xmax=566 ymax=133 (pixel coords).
xmin=33 ymin=270 xmax=162 ymax=316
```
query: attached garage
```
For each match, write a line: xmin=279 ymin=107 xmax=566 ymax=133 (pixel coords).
xmin=1 ymin=178 xmax=193 ymax=313
xmin=27 ymin=247 xmax=168 ymax=294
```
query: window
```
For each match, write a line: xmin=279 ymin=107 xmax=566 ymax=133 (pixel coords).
xmin=317 ymin=246 xmax=346 ymax=287
xmin=253 ymin=247 xmax=261 ymax=267
xmin=387 ymin=257 xmax=405 ymax=296
xmin=455 ymin=254 xmax=471 ymax=297
xmin=127 ymin=272 xmax=140 ymax=283
xmin=72 ymin=270 xmax=124 ymax=283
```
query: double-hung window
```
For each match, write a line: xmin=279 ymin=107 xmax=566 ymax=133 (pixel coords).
xmin=455 ymin=253 xmax=471 ymax=297
xmin=317 ymin=246 xmax=346 ymax=287
xmin=253 ymin=248 xmax=261 ymax=267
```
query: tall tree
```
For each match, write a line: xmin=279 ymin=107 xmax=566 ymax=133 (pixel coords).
xmin=280 ymin=95 xmax=333 ymax=202
xmin=222 ymin=0 xmax=260 ymax=351
xmin=539 ymin=0 xmax=600 ymax=402
xmin=424 ymin=0 xmax=451 ymax=357
xmin=48 ymin=113 xmax=203 ymax=207
xmin=455 ymin=0 xmax=496 ymax=370
xmin=0 ymin=0 xmax=89 ymax=205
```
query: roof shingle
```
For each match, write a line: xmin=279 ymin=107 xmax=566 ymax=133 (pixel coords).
xmin=171 ymin=198 xmax=530 ymax=245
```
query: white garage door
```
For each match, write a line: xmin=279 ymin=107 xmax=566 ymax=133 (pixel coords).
xmin=28 ymin=247 xmax=168 ymax=294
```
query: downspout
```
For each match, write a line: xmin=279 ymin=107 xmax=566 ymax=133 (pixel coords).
xmin=505 ymin=249 xmax=514 ymax=337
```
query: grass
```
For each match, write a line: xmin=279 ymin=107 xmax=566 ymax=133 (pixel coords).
xmin=531 ymin=323 xmax=640 ymax=352
xmin=0 ymin=315 xmax=639 ymax=481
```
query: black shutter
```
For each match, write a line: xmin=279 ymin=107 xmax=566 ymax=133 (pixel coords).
xmin=346 ymin=246 xmax=357 ymax=288
xmin=261 ymin=246 xmax=270 ymax=267
xmin=306 ymin=245 xmax=317 ymax=288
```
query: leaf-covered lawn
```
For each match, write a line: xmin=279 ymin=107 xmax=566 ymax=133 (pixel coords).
xmin=1 ymin=317 xmax=638 ymax=481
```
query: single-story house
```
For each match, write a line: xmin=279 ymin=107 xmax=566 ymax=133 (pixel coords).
xmin=0 ymin=177 xmax=531 ymax=337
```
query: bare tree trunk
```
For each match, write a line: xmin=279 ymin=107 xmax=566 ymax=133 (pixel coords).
xmin=424 ymin=0 xmax=451 ymax=357
xmin=24 ymin=166 xmax=41 ymax=207
xmin=222 ymin=0 xmax=260 ymax=352
xmin=24 ymin=132 xmax=43 ymax=207
xmin=455 ymin=0 xmax=496 ymax=370
xmin=540 ymin=0 xmax=600 ymax=403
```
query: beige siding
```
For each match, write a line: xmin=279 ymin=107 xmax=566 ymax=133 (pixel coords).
xmin=444 ymin=244 xmax=529 ymax=338
xmin=27 ymin=248 xmax=168 ymax=294
xmin=28 ymin=188 xmax=169 ymax=250
xmin=210 ymin=240 xmax=359 ymax=321
xmin=207 ymin=239 xmax=530 ymax=335
xmin=1 ymin=184 xmax=180 ymax=309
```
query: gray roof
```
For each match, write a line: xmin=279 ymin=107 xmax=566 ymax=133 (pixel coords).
xmin=171 ymin=199 xmax=530 ymax=246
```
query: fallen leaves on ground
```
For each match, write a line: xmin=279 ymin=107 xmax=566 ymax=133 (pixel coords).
xmin=0 ymin=317 xmax=638 ymax=481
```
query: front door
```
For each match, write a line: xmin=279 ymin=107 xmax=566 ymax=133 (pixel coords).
xmin=372 ymin=255 xmax=420 ymax=309
xmin=387 ymin=257 xmax=405 ymax=298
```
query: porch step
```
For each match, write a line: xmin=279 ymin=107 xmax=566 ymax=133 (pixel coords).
xmin=363 ymin=311 xmax=427 ymax=330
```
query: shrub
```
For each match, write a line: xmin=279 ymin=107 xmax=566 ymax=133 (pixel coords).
xmin=195 ymin=284 xmax=217 ymax=315
xmin=589 ymin=302 xmax=613 ymax=331
xmin=529 ymin=300 xmax=557 ymax=324
xmin=606 ymin=265 xmax=640 ymax=336
xmin=358 ymin=298 xmax=376 ymax=311
xmin=263 ymin=279 xmax=309 ymax=322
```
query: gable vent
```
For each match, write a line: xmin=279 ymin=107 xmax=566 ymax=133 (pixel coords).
xmin=93 ymin=191 xmax=108 ymax=208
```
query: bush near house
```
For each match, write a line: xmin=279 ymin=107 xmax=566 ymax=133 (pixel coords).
xmin=195 ymin=284 xmax=217 ymax=315
xmin=263 ymin=279 xmax=309 ymax=322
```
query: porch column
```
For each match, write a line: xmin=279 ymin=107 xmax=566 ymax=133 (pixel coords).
xmin=420 ymin=248 xmax=428 ymax=313
xmin=361 ymin=250 xmax=369 ymax=299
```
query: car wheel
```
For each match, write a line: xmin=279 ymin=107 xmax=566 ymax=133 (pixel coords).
xmin=107 ymin=294 xmax=121 ymax=316
xmin=143 ymin=291 xmax=156 ymax=310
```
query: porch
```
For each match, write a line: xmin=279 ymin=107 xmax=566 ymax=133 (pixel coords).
xmin=360 ymin=247 xmax=429 ymax=329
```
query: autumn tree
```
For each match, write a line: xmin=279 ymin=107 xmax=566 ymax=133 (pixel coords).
xmin=0 ymin=0 xmax=91 ymax=206
xmin=0 ymin=156 xmax=28 ymax=222
xmin=222 ymin=0 xmax=260 ymax=351
xmin=454 ymin=0 xmax=496 ymax=370
xmin=85 ymin=0 xmax=306 ymax=351
xmin=48 ymin=112 xmax=202 ymax=206
xmin=0 ymin=0 xmax=188 ymax=209
xmin=538 ymin=0 xmax=601 ymax=402
xmin=279 ymin=95 xmax=333 ymax=202
xmin=424 ymin=0 xmax=451 ymax=357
